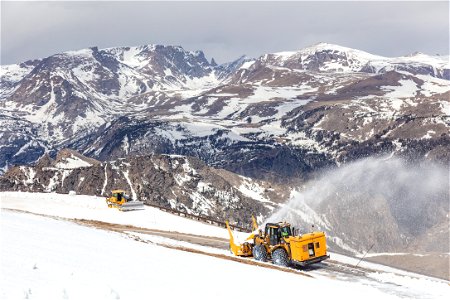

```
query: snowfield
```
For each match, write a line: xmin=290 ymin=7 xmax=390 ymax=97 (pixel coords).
xmin=0 ymin=191 xmax=228 ymax=239
xmin=1 ymin=192 xmax=449 ymax=299
xmin=0 ymin=211 xmax=398 ymax=300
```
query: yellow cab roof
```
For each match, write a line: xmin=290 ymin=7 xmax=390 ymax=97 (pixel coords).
xmin=112 ymin=189 xmax=126 ymax=193
xmin=266 ymin=222 xmax=291 ymax=229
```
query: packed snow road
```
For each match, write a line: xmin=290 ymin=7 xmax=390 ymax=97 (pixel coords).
xmin=74 ymin=218 xmax=230 ymax=249
xmin=75 ymin=217 xmax=450 ymax=300
xmin=1 ymin=192 xmax=449 ymax=299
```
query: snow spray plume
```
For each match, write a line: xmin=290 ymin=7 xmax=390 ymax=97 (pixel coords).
xmin=266 ymin=157 xmax=449 ymax=252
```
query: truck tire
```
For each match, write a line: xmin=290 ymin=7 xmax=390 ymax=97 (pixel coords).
xmin=272 ymin=248 xmax=290 ymax=267
xmin=253 ymin=244 xmax=268 ymax=262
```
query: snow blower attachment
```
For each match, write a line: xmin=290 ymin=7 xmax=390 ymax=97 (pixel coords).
xmin=226 ymin=221 xmax=253 ymax=256
xmin=226 ymin=217 xmax=329 ymax=267
xmin=106 ymin=190 xmax=144 ymax=211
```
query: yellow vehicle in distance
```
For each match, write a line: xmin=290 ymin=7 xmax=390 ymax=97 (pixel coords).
xmin=106 ymin=189 xmax=144 ymax=211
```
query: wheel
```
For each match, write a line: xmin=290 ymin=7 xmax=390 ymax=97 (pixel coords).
xmin=252 ymin=244 xmax=268 ymax=262
xmin=272 ymin=248 xmax=290 ymax=267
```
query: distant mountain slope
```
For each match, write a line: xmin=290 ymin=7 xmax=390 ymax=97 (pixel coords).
xmin=1 ymin=43 xmax=449 ymax=180
xmin=0 ymin=149 xmax=289 ymax=225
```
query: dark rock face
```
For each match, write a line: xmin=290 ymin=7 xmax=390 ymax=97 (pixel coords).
xmin=0 ymin=115 xmax=47 ymax=173
xmin=0 ymin=150 xmax=287 ymax=226
xmin=443 ymin=69 xmax=450 ymax=80
xmin=62 ymin=117 xmax=334 ymax=183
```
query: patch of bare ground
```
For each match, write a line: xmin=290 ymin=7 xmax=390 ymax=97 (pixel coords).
xmin=74 ymin=218 xmax=230 ymax=249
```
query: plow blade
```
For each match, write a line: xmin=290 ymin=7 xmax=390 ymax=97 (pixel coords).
xmin=225 ymin=221 xmax=253 ymax=257
xmin=120 ymin=201 xmax=145 ymax=211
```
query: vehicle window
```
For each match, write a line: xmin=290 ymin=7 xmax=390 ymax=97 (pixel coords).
xmin=281 ymin=226 xmax=291 ymax=237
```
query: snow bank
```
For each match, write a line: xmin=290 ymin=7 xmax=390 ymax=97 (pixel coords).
xmin=0 ymin=192 xmax=228 ymax=239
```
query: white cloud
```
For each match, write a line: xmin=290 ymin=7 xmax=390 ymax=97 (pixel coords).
xmin=1 ymin=1 xmax=448 ymax=64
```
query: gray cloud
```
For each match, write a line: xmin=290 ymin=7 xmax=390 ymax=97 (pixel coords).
xmin=1 ymin=1 xmax=448 ymax=65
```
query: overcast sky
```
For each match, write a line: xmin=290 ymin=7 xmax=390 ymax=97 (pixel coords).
xmin=1 ymin=1 xmax=449 ymax=65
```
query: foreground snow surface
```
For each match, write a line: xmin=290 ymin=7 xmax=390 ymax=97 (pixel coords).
xmin=1 ymin=192 xmax=449 ymax=299
xmin=0 ymin=211 xmax=398 ymax=300
xmin=0 ymin=211 xmax=420 ymax=300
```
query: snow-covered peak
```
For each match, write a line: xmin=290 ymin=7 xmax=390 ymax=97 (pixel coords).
xmin=257 ymin=43 xmax=449 ymax=77
xmin=268 ymin=42 xmax=385 ymax=63
xmin=261 ymin=43 xmax=386 ymax=73
xmin=300 ymin=42 xmax=386 ymax=60
xmin=100 ymin=44 xmax=211 ymax=70
xmin=61 ymin=47 xmax=96 ymax=58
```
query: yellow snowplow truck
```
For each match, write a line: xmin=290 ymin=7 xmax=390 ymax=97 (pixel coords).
xmin=106 ymin=189 xmax=144 ymax=211
xmin=226 ymin=217 xmax=329 ymax=267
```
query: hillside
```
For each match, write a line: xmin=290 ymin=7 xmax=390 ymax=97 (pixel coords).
xmin=0 ymin=149 xmax=288 ymax=226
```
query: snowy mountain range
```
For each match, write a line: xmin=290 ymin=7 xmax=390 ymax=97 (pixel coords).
xmin=1 ymin=42 xmax=449 ymax=181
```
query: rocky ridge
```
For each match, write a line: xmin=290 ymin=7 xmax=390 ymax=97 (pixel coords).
xmin=0 ymin=149 xmax=289 ymax=226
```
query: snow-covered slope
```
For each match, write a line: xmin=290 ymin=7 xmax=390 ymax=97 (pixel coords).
xmin=0 ymin=45 xmax=239 ymax=143
xmin=0 ymin=211 xmax=385 ymax=299
xmin=2 ymin=196 xmax=449 ymax=299
xmin=0 ymin=192 xmax=228 ymax=238
xmin=2 ymin=189 xmax=448 ymax=279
